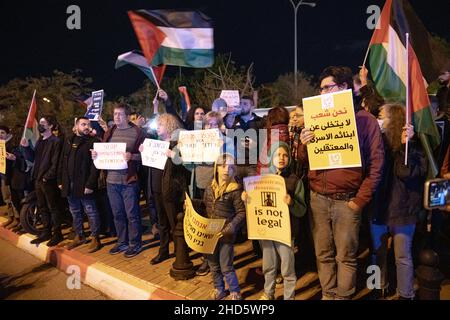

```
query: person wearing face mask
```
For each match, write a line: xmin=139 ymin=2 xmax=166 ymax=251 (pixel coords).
xmin=368 ymin=104 xmax=427 ymax=300
xmin=57 ymin=117 xmax=102 ymax=252
xmin=21 ymin=115 xmax=64 ymax=246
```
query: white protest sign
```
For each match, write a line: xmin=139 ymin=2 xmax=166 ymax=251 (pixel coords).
xmin=93 ymin=143 xmax=128 ymax=170
xmin=141 ymin=139 xmax=170 ymax=170
xmin=220 ymin=90 xmax=240 ymax=107
xmin=178 ymin=129 xmax=222 ymax=163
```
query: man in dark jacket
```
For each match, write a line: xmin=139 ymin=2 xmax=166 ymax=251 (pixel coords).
xmin=300 ymin=66 xmax=384 ymax=300
xmin=58 ymin=117 xmax=101 ymax=252
xmin=21 ymin=115 xmax=64 ymax=246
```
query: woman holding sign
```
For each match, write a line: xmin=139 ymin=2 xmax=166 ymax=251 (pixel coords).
xmin=244 ymin=142 xmax=307 ymax=300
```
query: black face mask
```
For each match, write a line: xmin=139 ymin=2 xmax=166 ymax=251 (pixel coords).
xmin=37 ymin=124 xmax=47 ymax=133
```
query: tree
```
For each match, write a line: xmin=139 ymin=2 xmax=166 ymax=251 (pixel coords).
xmin=258 ymin=72 xmax=316 ymax=108
xmin=0 ymin=70 xmax=93 ymax=134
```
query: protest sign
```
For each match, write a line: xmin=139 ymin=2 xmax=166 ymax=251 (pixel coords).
xmin=85 ymin=90 xmax=104 ymax=121
xmin=303 ymin=89 xmax=361 ymax=170
xmin=0 ymin=141 xmax=6 ymax=174
xmin=183 ymin=193 xmax=226 ymax=254
xmin=220 ymin=90 xmax=240 ymax=107
xmin=243 ymin=174 xmax=291 ymax=247
xmin=178 ymin=129 xmax=223 ymax=163
xmin=93 ymin=143 xmax=128 ymax=170
xmin=141 ymin=139 xmax=170 ymax=170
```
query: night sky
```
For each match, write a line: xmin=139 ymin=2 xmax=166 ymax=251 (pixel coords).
xmin=0 ymin=0 xmax=448 ymax=98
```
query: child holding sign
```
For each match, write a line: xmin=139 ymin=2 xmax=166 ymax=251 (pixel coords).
xmin=243 ymin=142 xmax=306 ymax=300
xmin=203 ymin=153 xmax=246 ymax=300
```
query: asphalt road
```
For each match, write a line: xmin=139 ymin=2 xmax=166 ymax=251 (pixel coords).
xmin=0 ymin=238 xmax=109 ymax=300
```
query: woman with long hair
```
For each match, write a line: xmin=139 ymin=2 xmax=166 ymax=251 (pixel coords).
xmin=370 ymin=103 xmax=427 ymax=299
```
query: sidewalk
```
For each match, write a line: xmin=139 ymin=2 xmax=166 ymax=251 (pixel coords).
xmin=1 ymin=208 xmax=449 ymax=300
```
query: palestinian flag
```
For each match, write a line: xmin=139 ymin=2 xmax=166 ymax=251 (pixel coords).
xmin=74 ymin=93 xmax=93 ymax=109
xmin=116 ymin=50 xmax=166 ymax=86
xmin=23 ymin=90 xmax=39 ymax=149
xmin=178 ymin=86 xmax=192 ymax=121
xmin=367 ymin=0 xmax=441 ymax=175
xmin=128 ymin=10 xmax=214 ymax=68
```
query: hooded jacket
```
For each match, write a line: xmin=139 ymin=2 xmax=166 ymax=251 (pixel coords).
xmin=268 ymin=142 xmax=307 ymax=221
xmin=202 ymin=154 xmax=246 ymax=243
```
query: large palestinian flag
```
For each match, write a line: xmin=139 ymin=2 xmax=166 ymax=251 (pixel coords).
xmin=128 ymin=10 xmax=214 ymax=68
xmin=23 ymin=90 xmax=39 ymax=149
xmin=367 ymin=0 xmax=441 ymax=175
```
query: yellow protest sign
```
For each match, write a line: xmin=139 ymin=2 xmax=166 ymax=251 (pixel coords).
xmin=303 ymin=89 xmax=361 ymax=170
xmin=0 ymin=140 xmax=5 ymax=174
xmin=243 ymin=175 xmax=291 ymax=247
xmin=183 ymin=193 xmax=226 ymax=254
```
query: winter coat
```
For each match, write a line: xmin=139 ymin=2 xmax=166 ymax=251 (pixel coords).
xmin=58 ymin=134 xmax=100 ymax=198
xmin=369 ymin=139 xmax=427 ymax=226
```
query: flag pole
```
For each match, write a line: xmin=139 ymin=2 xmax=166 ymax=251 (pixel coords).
xmin=362 ymin=45 xmax=371 ymax=67
xmin=149 ymin=67 xmax=161 ymax=91
xmin=405 ymin=33 xmax=410 ymax=166
xmin=22 ymin=89 xmax=37 ymax=140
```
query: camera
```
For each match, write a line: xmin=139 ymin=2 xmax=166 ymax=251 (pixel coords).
xmin=423 ymin=178 xmax=450 ymax=210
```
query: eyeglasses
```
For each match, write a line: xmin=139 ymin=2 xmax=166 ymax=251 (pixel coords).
xmin=319 ymin=84 xmax=338 ymax=93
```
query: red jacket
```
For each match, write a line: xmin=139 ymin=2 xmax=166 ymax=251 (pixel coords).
xmin=298 ymin=108 xmax=384 ymax=209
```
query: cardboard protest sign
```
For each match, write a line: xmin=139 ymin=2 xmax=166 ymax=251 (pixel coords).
xmin=0 ymin=141 xmax=6 ymax=174
xmin=178 ymin=129 xmax=223 ymax=163
xmin=85 ymin=90 xmax=104 ymax=121
xmin=220 ymin=90 xmax=240 ymax=107
xmin=303 ymin=89 xmax=361 ymax=170
xmin=183 ymin=193 xmax=226 ymax=254
xmin=141 ymin=139 xmax=170 ymax=170
xmin=243 ymin=174 xmax=291 ymax=247
xmin=93 ymin=143 xmax=128 ymax=170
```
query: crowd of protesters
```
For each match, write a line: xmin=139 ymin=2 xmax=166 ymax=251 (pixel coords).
xmin=1 ymin=66 xmax=449 ymax=300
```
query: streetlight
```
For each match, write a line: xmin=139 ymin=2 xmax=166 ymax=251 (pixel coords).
xmin=289 ymin=0 xmax=316 ymax=100
xmin=43 ymin=97 xmax=51 ymax=103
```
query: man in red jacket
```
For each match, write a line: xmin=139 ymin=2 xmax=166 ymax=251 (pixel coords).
xmin=300 ymin=66 xmax=384 ymax=300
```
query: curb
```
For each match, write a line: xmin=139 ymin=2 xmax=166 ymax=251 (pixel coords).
xmin=0 ymin=216 xmax=188 ymax=300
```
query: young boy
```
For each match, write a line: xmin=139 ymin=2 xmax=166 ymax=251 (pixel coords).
xmin=204 ymin=153 xmax=246 ymax=300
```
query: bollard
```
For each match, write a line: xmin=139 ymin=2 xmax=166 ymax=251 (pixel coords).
xmin=170 ymin=212 xmax=195 ymax=280
xmin=415 ymin=249 xmax=444 ymax=300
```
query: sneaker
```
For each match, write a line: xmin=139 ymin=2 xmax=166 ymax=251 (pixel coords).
xmin=230 ymin=292 xmax=243 ymax=300
xmin=209 ymin=289 xmax=227 ymax=300
xmin=259 ymin=293 xmax=274 ymax=300
xmin=109 ymin=243 xmax=129 ymax=255
xmin=124 ymin=245 xmax=143 ymax=258
xmin=195 ymin=260 xmax=210 ymax=276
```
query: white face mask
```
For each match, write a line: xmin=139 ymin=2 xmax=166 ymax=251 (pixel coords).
xmin=377 ymin=119 xmax=385 ymax=132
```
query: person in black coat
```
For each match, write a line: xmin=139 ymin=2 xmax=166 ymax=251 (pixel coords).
xmin=58 ymin=117 xmax=102 ymax=252
xmin=21 ymin=115 xmax=64 ymax=246
xmin=369 ymin=104 xmax=427 ymax=299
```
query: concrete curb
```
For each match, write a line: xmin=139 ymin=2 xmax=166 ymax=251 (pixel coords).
xmin=0 ymin=216 xmax=188 ymax=300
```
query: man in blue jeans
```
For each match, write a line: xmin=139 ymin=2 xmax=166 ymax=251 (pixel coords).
xmin=91 ymin=104 xmax=145 ymax=258
xmin=58 ymin=117 xmax=102 ymax=253
xmin=300 ymin=66 xmax=384 ymax=299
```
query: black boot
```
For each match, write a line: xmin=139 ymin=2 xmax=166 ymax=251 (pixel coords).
xmin=47 ymin=228 xmax=64 ymax=247
xmin=30 ymin=230 xmax=52 ymax=244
